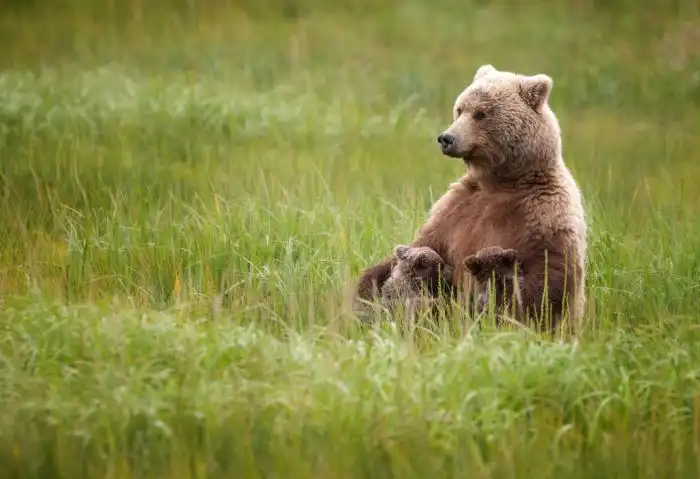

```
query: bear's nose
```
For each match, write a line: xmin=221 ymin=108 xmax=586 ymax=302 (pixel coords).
xmin=437 ymin=133 xmax=455 ymax=150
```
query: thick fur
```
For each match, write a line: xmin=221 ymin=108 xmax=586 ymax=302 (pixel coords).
xmin=379 ymin=245 xmax=454 ymax=318
xmin=464 ymin=246 xmax=524 ymax=324
xmin=355 ymin=65 xmax=587 ymax=332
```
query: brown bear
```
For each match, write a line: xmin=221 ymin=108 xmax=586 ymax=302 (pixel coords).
xmin=378 ymin=244 xmax=455 ymax=318
xmin=463 ymin=246 xmax=524 ymax=324
xmin=354 ymin=64 xmax=587 ymax=333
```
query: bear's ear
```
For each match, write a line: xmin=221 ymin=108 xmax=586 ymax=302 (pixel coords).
xmin=501 ymin=248 xmax=518 ymax=264
xmin=394 ymin=245 xmax=410 ymax=261
xmin=473 ymin=64 xmax=497 ymax=82
xmin=413 ymin=250 xmax=431 ymax=268
xmin=499 ymin=249 xmax=521 ymax=277
xmin=463 ymin=255 xmax=481 ymax=275
xmin=519 ymin=74 xmax=553 ymax=110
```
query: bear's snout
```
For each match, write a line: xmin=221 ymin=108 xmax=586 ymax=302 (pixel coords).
xmin=437 ymin=132 xmax=456 ymax=154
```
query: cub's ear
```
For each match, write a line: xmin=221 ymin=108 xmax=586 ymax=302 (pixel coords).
xmin=519 ymin=73 xmax=553 ymax=110
xmin=394 ymin=245 xmax=410 ymax=261
xmin=413 ymin=251 xmax=429 ymax=268
xmin=412 ymin=249 xmax=438 ymax=269
xmin=473 ymin=64 xmax=497 ymax=81
xmin=463 ymin=255 xmax=481 ymax=275
xmin=501 ymin=248 xmax=518 ymax=264
xmin=499 ymin=249 xmax=522 ymax=277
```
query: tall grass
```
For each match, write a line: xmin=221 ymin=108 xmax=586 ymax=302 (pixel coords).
xmin=1 ymin=0 xmax=700 ymax=477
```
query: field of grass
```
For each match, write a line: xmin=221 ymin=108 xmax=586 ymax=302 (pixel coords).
xmin=2 ymin=0 xmax=700 ymax=477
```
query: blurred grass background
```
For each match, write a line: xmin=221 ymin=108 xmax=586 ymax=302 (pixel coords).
xmin=1 ymin=0 xmax=700 ymax=477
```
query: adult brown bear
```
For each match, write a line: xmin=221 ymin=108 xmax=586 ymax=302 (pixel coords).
xmin=354 ymin=64 xmax=587 ymax=331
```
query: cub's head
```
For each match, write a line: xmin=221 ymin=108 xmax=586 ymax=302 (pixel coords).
xmin=463 ymin=246 xmax=521 ymax=284
xmin=464 ymin=246 xmax=523 ymax=314
xmin=392 ymin=245 xmax=446 ymax=279
xmin=436 ymin=64 xmax=561 ymax=178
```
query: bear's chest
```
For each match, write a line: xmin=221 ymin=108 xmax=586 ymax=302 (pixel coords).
xmin=427 ymin=188 xmax=530 ymax=265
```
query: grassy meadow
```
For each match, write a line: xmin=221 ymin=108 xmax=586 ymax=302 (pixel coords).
xmin=2 ymin=0 xmax=700 ymax=476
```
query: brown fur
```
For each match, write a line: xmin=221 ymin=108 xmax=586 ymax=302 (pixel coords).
xmin=463 ymin=246 xmax=524 ymax=323
xmin=354 ymin=64 xmax=587 ymax=332
xmin=379 ymin=245 xmax=454 ymax=317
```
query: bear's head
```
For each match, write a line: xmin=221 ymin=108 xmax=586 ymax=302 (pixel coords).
xmin=391 ymin=245 xmax=453 ymax=294
xmin=392 ymin=245 xmax=446 ymax=279
xmin=437 ymin=64 xmax=561 ymax=180
xmin=463 ymin=246 xmax=524 ymax=313
xmin=463 ymin=246 xmax=521 ymax=284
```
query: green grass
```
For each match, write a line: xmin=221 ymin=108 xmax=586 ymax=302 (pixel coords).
xmin=2 ymin=0 xmax=700 ymax=477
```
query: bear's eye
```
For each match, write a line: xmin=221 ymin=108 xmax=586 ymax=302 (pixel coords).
xmin=456 ymin=107 xmax=463 ymax=116
xmin=473 ymin=111 xmax=486 ymax=120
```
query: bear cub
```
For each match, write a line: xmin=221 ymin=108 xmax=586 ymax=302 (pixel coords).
xmin=379 ymin=244 xmax=454 ymax=317
xmin=464 ymin=246 xmax=524 ymax=322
